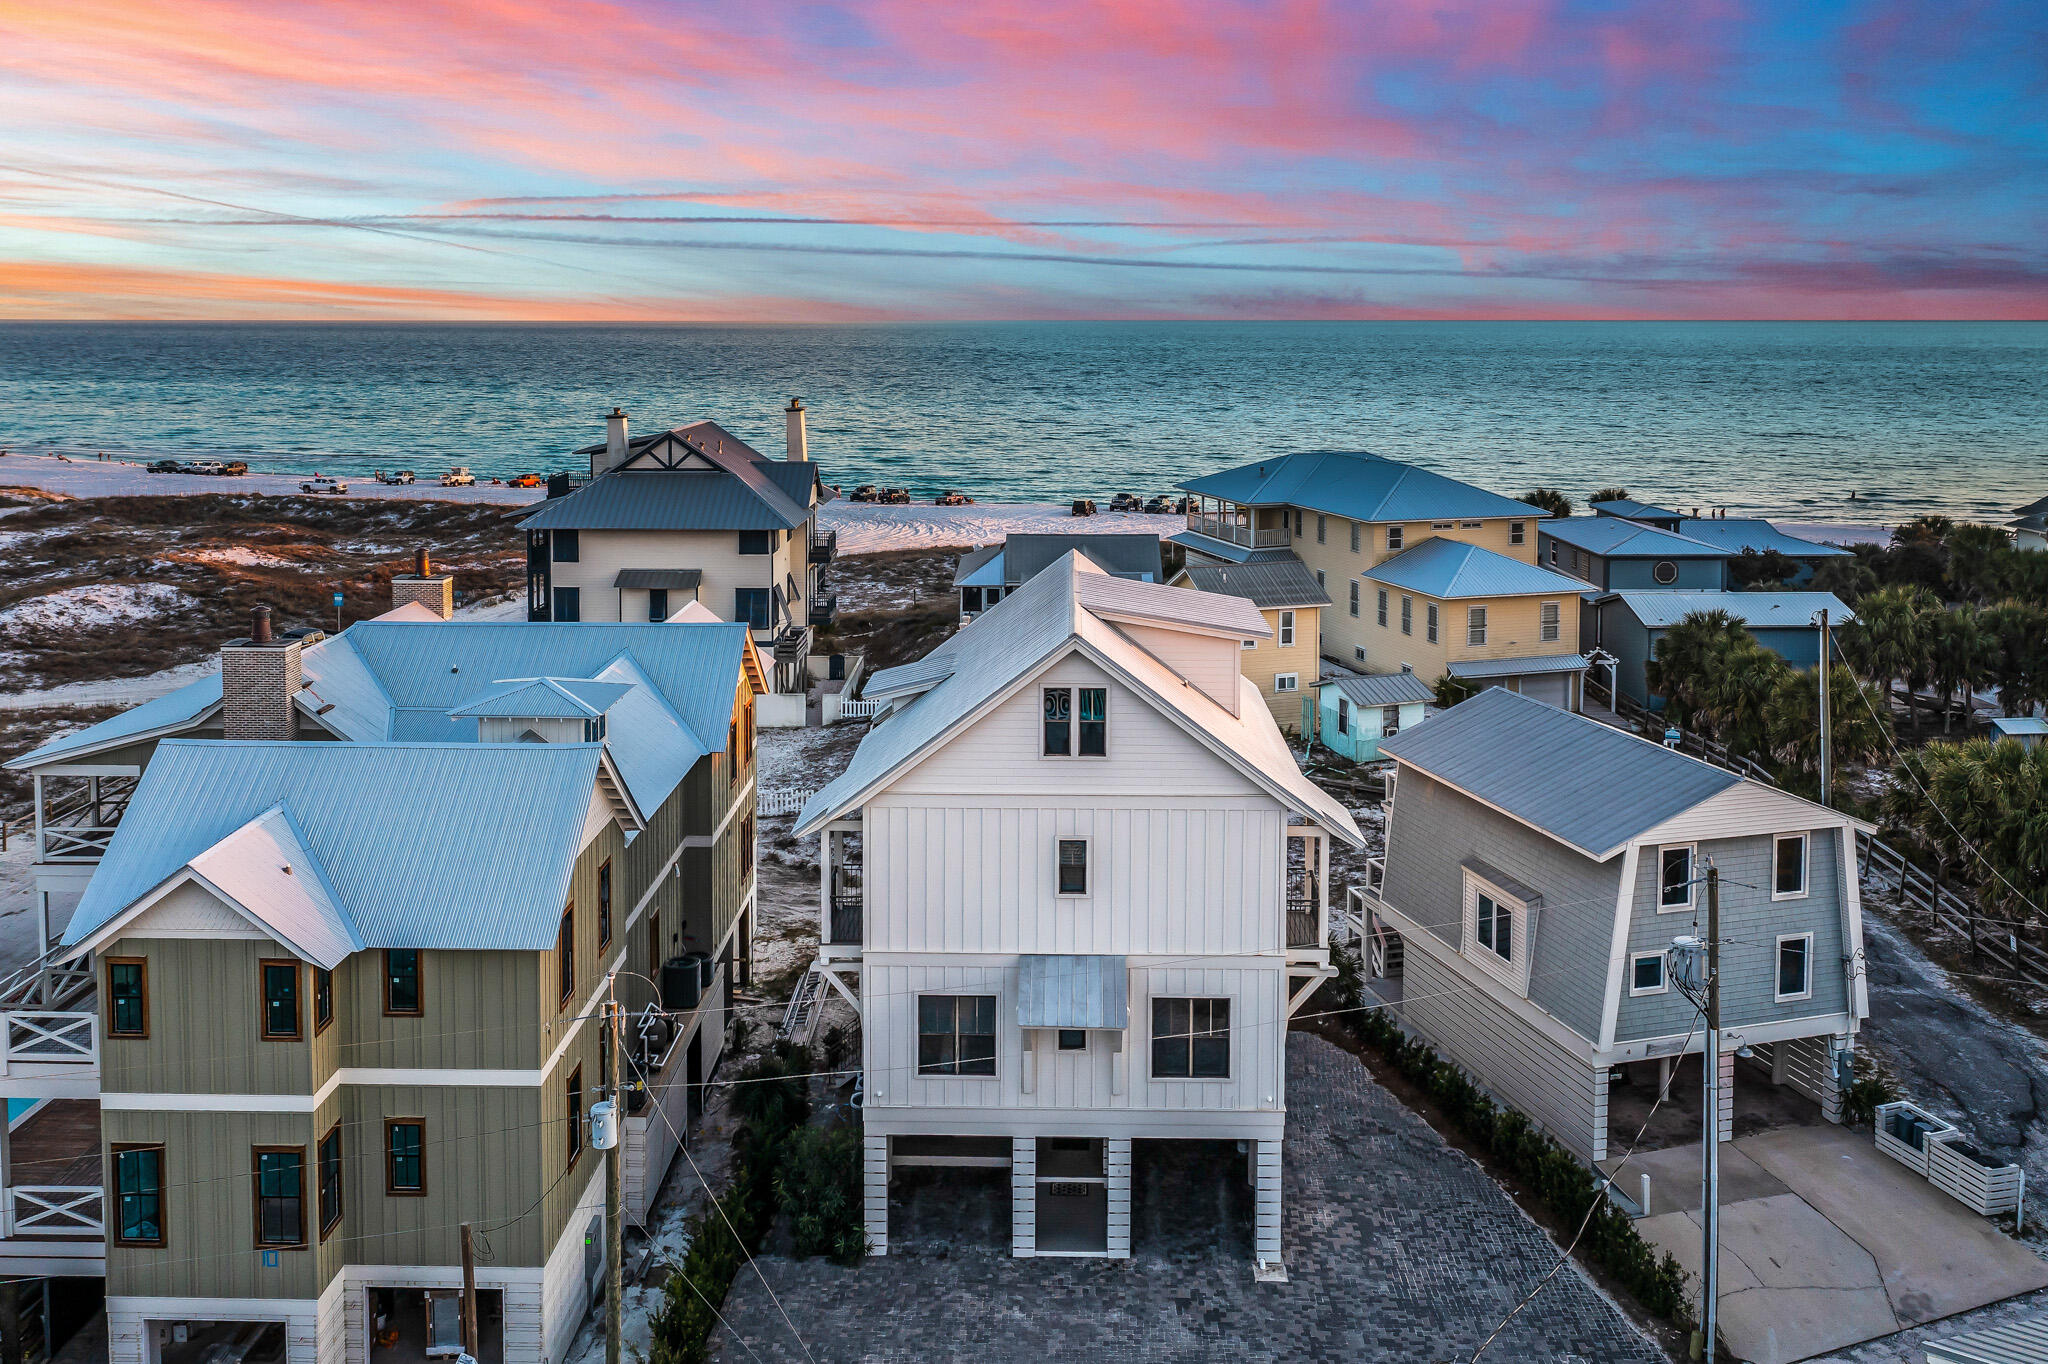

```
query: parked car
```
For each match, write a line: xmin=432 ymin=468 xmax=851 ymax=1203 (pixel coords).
xmin=299 ymin=476 xmax=348 ymax=494
xmin=219 ymin=461 xmax=249 ymax=476
xmin=1142 ymin=495 xmax=1171 ymax=514
xmin=933 ymin=490 xmax=973 ymax=506
xmin=881 ymin=487 xmax=912 ymax=504
xmin=375 ymin=469 xmax=415 ymax=485
xmin=184 ymin=459 xmax=226 ymax=476
xmin=1109 ymin=492 xmax=1142 ymax=512
xmin=146 ymin=459 xmax=183 ymax=474
xmin=1174 ymin=495 xmax=1197 ymax=515
xmin=849 ymin=484 xmax=879 ymax=502
xmin=507 ymin=473 xmax=543 ymax=488
xmin=1071 ymin=498 xmax=1097 ymax=516
xmin=439 ymin=467 xmax=475 ymax=487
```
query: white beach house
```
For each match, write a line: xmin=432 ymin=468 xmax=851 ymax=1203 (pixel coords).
xmin=795 ymin=552 xmax=1361 ymax=1271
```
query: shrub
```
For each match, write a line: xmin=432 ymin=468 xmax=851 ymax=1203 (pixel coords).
xmin=777 ymin=1124 xmax=868 ymax=1264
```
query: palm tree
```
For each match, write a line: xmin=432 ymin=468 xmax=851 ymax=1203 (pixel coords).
xmin=1590 ymin=487 xmax=1630 ymax=505
xmin=1944 ymin=523 xmax=2013 ymax=604
xmin=1703 ymin=639 xmax=1787 ymax=756
xmin=1927 ymin=604 xmax=1991 ymax=732
xmin=1518 ymin=488 xmax=1573 ymax=519
xmin=1764 ymin=665 xmax=1888 ymax=798
xmin=1884 ymin=738 xmax=2048 ymax=929
xmin=1808 ymin=554 xmax=1879 ymax=606
xmin=1982 ymin=600 xmax=2048 ymax=717
xmin=1845 ymin=584 xmax=1936 ymax=732
xmin=1645 ymin=609 xmax=1748 ymax=728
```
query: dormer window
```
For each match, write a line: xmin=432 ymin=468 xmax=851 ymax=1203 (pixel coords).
xmin=1043 ymin=686 xmax=1106 ymax=756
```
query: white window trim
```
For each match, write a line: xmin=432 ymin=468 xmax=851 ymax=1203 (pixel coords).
xmin=1775 ymin=932 xmax=1815 ymax=1002
xmin=1274 ymin=672 xmax=1299 ymax=693
xmin=1772 ymin=832 xmax=1810 ymax=900
xmin=916 ymin=993 xmax=1000 ymax=1080
xmin=1510 ymin=520 xmax=1526 ymax=545
xmin=1053 ymin=835 xmax=1092 ymax=898
xmin=1041 ymin=685 xmax=1109 ymax=760
xmin=1540 ymin=600 xmax=1561 ymax=643
xmin=1149 ymin=996 xmax=1233 ymax=1082
xmin=1387 ymin=526 xmax=1405 ymax=551
xmin=1278 ymin=609 xmax=1296 ymax=646
xmin=1461 ymin=868 xmax=1532 ymax=995
xmin=1628 ymin=951 xmax=1668 ymax=996
xmin=1656 ymin=843 xmax=1696 ymax=913
xmin=1242 ymin=637 xmax=1257 ymax=649
xmin=1353 ymin=646 xmax=1367 ymax=663
xmin=1349 ymin=580 xmax=1360 ymax=617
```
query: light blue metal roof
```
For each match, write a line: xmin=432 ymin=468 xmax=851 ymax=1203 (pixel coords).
xmin=1377 ymin=687 xmax=1741 ymax=859
xmin=7 ymin=672 xmax=223 ymax=769
xmin=1445 ymin=653 xmax=1591 ymax=679
xmin=1318 ymin=672 xmax=1438 ymax=707
xmin=1362 ymin=538 xmax=1594 ymax=600
xmin=1167 ymin=531 xmax=1302 ymax=565
xmin=1590 ymin=498 xmax=1683 ymax=521
xmin=584 ymin=652 xmax=709 ymax=815
xmin=1017 ymin=955 xmax=1129 ymax=1030
xmin=1539 ymin=517 xmax=1730 ymax=559
xmin=65 ymin=741 xmax=610 ymax=952
xmin=448 ymin=677 xmax=634 ymax=718
xmin=1660 ymin=518 xmax=1850 ymax=559
xmin=1181 ymin=451 xmax=1538 ymax=523
xmin=1991 ymin=717 xmax=2048 ymax=737
xmin=1602 ymin=590 xmax=1852 ymax=630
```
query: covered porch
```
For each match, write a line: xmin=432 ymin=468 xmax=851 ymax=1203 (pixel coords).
xmin=0 ymin=1098 xmax=105 ymax=1277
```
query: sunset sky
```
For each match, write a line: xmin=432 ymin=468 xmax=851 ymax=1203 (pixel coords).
xmin=1 ymin=0 xmax=2042 ymax=321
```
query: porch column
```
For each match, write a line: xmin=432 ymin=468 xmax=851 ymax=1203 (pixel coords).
xmin=818 ymin=829 xmax=833 ymax=946
xmin=1253 ymin=1138 xmax=1282 ymax=1265
xmin=862 ymin=1134 xmax=889 ymax=1256
xmin=30 ymin=775 xmax=44 ymax=864
xmin=1010 ymin=1137 xmax=1037 ymax=1257
xmin=1820 ymin=1039 xmax=1848 ymax=1125
xmin=1716 ymin=1049 xmax=1735 ymax=1144
xmin=34 ymin=891 xmax=51 ymax=1006
xmin=1106 ymin=1138 xmax=1132 ymax=1259
xmin=1315 ymin=829 xmax=1330 ymax=945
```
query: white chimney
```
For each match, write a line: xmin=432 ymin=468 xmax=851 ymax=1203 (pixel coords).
xmin=785 ymin=397 xmax=808 ymax=462
xmin=595 ymin=406 xmax=629 ymax=477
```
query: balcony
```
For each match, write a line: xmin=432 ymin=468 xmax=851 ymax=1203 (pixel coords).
xmin=829 ymin=895 xmax=862 ymax=947
xmin=810 ymin=527 xmax=838 ymax=563
xmin=819 ymin=821 xmax=863 ymax=960
xmin=1183 ymin=509 xmax=1291 ymax=550
xmin=1286 ymin=899 xmax=1319 ymax=950
xmin=32 ymin=774 xmax=136 ymax=864
xmin=0 ymin=1099 xmax=105 ymax=1277
xmin=0 ymin=960 xmax=100 ymax=1097
xmin=620 ymin=962 xmax=726 ymax=1225
xmin=1285 ymin=828 xmax=1330 ymax=962
xmin=809 ymin=593 xmax=838 ymax=628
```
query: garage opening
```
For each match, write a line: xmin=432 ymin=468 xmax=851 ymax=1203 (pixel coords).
xmin=1131 ymin=1139 xmax=1251 ymax=1259
xmin=369 ymin=1287 xmax=504 ymax=1364
xmin=887 ymin=1136 xmax=1011 ymax=1250
xmin=157 ymin=1321 xmax=287 ymax=1364
xmin=1608 ymin=1050 xmax=1822 ymax=1154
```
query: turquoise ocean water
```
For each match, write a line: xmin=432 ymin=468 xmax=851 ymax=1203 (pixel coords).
xmin=0 ymin=321 xmax=2043 ymax=524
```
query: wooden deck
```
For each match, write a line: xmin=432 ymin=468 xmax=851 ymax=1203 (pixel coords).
xmin=9 ymin=1100 xmax=102 ymax=1189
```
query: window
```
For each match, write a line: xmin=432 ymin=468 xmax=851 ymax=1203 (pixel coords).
xmin=1467 ymin=606 xmax=1488 ymax=646
xmin=1354 ymin=646 xmax=1366 ymax=663
xmin=386 ymin=1120 xmax=425 ymax=1194
xmin=1432 ymin=521 xmax=1454 ymax=530
xmin=1774 ymin=834 xmax=1809 ymax=899
xmin=319 ymin=1125 xmax=343 ymax=1238
xmin=1376 ymin=588 xmax=1388 ymax=627
xmin=1426 ymin=603 xmax=1439 ymax=644
xmin=106 ymin=958 xmax=147 ymax=1038
xmin=733 ymin=587 xmax=772 ymax=630
xmin=598 ymin=859 xmax=614 ymax=947
xmin=1631 ymin=952 xmax=1668 ymax=995
xmin=254 ymin=1147 xmax=305 ymax=1247
xmin=1659 ymin=846 xmax=1695 ymax=910
xmin=917 ymin=995 xmax=997 ymax=1076
xmin=648 ymin=909 xmax=662 ymax=969
xmin=1776 ymin=934 xmax=1813 ymax=1001
xmin=113 ymin=1145 xmax=164 ymax=1246
xmin=566 ymin=1067 xmax=584 ymax=1168
xmin=1400 ymin=596 xmax=1412 ymax=635
xmin=1350 ymin=521 xmax=1361 ymax=553
xmin=1349 ymin=581 xmax=1360 ymax=617
xmin=1541 ymin=601 xmax=1562 ymax=643
xmin=1278 ymin=610 xmax=1296 ymax=647
xmin=740 ymin=814 xmax=755 ymax=880
xmin=1151 ymin=998 xmax=1229 ymax=1078
xmin=384 ymin=949 xmax=421 ymax=1017
xmin=1315 ymin=569 xmax=1326 ymax=589
xmin=1274 ymin=673 xmax=1299 ymax=692
xmin=1293 ymin=510 xmax=1303 ymax=538
xmin=1336 ymin=698 xmax=1351 ymax=735
xmin=1078 ymin=687 xmax=1107 ymax=756
xmin=556 ymin=904 xmax=575 ymax=1008
xmin=647 ymin=587 xmax=668 ymax=621
xmin=553 ymin=586 xmax=581 ymax=622
xmin=1548 ymin=541 xmax=1559 ymax=566
xmin=1243 ymin=637 xmax=1257 ymax=650
xmin=1042 ymin=687 xmax=1071 ymax=755
xmin=261 ymin=961 xmax=301 ymax=1040
xmin=1316 ymin=514 xmax=1326 ymax=544
xmin=1387 ymin=525 xmax=1405 ymax=551
xmin=1057 ymin=1029 xmax=1088 ymax=1051
xmin=1475 ymin=893 xmax=1512 ymax=962
xmin=738 ymin=529 xmax=774 ymax=555
xmin=1381 ymin=705 xmax=1401 ymax=736
xmin=314 ymin=968 xmax=333 ymax=1035
xmin=962 ymin=586 xmax=982 ymax=615
xmin=552 ymin=530 xmax=580 ymax=563
xmin=1652 ymin=559 xmax=1679 ymax=585
xmin=1510 ymin=520 xmax=1526 ymax=546
xmin=1056 ymin=838 xmax=1089 ymax=895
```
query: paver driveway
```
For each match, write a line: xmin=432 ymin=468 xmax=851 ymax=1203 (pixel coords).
xmin=711 ymin=1033 xmax=1665 ymax=1362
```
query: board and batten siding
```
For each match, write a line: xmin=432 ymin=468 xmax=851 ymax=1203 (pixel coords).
xmin=548 ymin=525 xmax=805 ymax=626
xmin=1399 ymin=947 xmax=1608 ymax=1162
xmin=1380 ymin=771 xmax=1622 ymax=1042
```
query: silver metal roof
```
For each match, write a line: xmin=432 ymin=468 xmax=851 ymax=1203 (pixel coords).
xmin=8 ymin=672 xmax=223 ymax=769
xmin=614 ymin=568 xmax=703 ymax=590
xmin=1445 ymin=652 xmax=1591 ymax=679
xmin=1177 ymin=557 xmax=1331 ymax=608
xmin=1601 ymin=590 xmax=1853 ymax=630
xmin=1658 ymin=517 xmax=1850 ymax=559
xmin=1181 ymin=450 xmax=1538 ymax=522
xmin=1319 ymin=672 xmax=1437 ymax=706
xmin=1363 ymin=537 xmax=1594 ymax=600
xmin=1377 ymin=687 xmax=1741 ymax=859
xmin=1017 ymin=955 xmax=1128 ymax=1030
xmin=1925 ymin=1314 xmax=2048 ymax=1364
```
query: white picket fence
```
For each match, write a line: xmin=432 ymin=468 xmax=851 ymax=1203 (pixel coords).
xmin=827 ymin=697 xmax=882 ymax=725
xmin=759 ymin=786 xmax=817 ymax=817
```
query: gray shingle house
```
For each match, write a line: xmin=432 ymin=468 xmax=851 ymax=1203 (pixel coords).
xmin=1362 ymin=688 xmax=1871 ymax=1164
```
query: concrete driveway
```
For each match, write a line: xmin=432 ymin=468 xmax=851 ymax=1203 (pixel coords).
xmin=1626 ymin=1125 xmax=2048 ymax=1364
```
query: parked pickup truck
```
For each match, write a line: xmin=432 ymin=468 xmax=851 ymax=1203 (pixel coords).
xmin=375 ymin=469 xmax=415 ymax=485
xmin=439 ymin=467 xmax=475 ymax=487
xmin=183 ymin=459 xmax=226 ymax=475
xmin=299 ymin=476 xmax=348 ymax=494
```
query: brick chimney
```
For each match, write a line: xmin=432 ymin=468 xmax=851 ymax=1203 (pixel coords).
xmin=221 ymin=606 xmax=304 ymax=741
xmin=391 ymin=547 xmax=455 ymax=618
xmin=784 ymin=397 xmax=807 ymax=462
xmin=593 ymin=406 xmax=630 ymax=477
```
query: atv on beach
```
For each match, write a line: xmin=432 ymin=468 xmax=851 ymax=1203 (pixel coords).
xmin=933 ymin=490 xmax=973 ymax=506
xmin=880 ymin=487 xmax=912 ymax=504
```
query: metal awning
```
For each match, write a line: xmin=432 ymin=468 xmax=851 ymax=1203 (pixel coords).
xmin=613 ymin=569 xmax=703 ymax=590
xmin=1445 ymin=653 xmax=1590 ymax=680
xmin=1017 ymin=954 xmax=1128 ymax=1030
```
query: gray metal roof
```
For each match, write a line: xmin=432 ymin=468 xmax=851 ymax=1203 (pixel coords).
xmin=1445 ymin=653 xmax=1591 ymax=679
xmin=64 ymin=741 xmax=612 ymax=952
xmin=7 ymin=671 xmax=224 ymax=769
xmin=1166 ymin=531 xmax=1301 ymax=565
xmin=1601 ymin=590 xmax=1853 ymax=630
xmin=1540 ymin=517 xmax=1730 ymax=559
xmin=1177 ymin=557 xmax=1330 ymax=608
xmin=952 ymin=544 xmax=1004 ymax=586
xmin=1181 ymin=451 xmax=1538 ymax=523
xmin=1318 ymin=672 xmax=1437 ymax=707
xmin=1017 ymin=954 xmax=1129 ymax=1029
xmin=1590 ymin=498 xmax=1683 ymax=521
xmin=1363 ymin=538 xmax=1594 ymax=600
xmin=1002 ymin=534 xmax=1163 ymax=587
xmin=518 ymin=469 xmax=807 ymax=531
xmin=614 ymin=568 xmax=702 ymax=590
xmin=1925 ymin=1314 xmax=2048 ymax=1364
xmin=1660 ymin=517 xmax=1850 ymax=559
xmin=1377 ymin=687 xmax=1741 ymax=859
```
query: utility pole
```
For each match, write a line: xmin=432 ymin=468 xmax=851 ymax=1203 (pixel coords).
xmin=1699 ymin=864 xmax=1722 ymax=1362
xmin=459 ymin=1223 xmax=478 ymax=1361
xmin=606 ymin=993 xmax=624 ymax=1364
xmin=1817 ymin=608 xmax=1832 ymax=808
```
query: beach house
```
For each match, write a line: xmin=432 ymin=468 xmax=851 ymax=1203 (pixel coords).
xmin=0 ymin=595 xmax=762 ymax=1358
xmin=1168 ymin=559 xmax=1328 ymax=730
xmin=2010 ymin=496 xmax=2048 ymax=552
xmin=794 ymin=552 xmax=1360 ymax=1271
xmin=518 ymin=402 xmax=837 ymax=704
xmin=954 ymin=533 xmax=1165 ymax=624
xmin=1588 ymin=590 xmax=1854 ymax=708
xmin=1538 ymin=517 xmax=1734 ymax=592
xmin=1174 ymin=452 xmax=1592 ymax=707
xmin=1304 ymin=671 xmax=1437 ymax=763
xmin=1360 ymin=689 xmax=1870 ymax=1163
xmin=1589 ymin=499 xmax=1850 ymax=585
